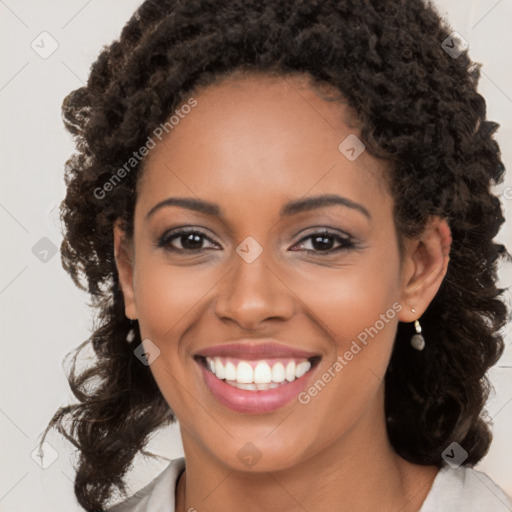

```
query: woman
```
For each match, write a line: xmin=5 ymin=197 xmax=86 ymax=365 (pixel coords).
xmin=41 ymin=0 xmax=512 ymax=510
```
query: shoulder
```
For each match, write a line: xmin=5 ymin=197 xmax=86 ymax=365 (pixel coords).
xmin=420 ymin=464 xmax=512 ymax=512
xmin=107 ymin=457 xmax=185 ymax=512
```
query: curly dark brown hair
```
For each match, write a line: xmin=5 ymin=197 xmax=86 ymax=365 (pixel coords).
xmin=40 ymin=0 xmax=510 ymax=510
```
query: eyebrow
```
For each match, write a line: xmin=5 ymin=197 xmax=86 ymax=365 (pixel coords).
xmin=145 ymin=193 xmax=371 ymax=221
xmin=280 ymin=194 xmax=371 ymax=219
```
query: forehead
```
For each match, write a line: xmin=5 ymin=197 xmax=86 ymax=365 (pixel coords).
xmin=136 ymin=72 xmax=390 ymax=219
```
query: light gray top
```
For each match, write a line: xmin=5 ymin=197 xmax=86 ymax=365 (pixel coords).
xmin=107 ymin=457 xmax=512 ymax=511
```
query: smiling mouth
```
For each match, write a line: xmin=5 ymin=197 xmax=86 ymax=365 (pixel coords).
xmin=194 ymin=355 xmax=321 ymax=391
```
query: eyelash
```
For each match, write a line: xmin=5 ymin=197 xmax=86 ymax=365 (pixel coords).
xmin=156 ymin=227 xmax=356 ymax=255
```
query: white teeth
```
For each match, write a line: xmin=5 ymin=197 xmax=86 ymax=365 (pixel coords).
xmin=215 ymin=358 xmax=225 ymax=380
xmin=285 ymin=361 xmax=296 ymax=382
xmin=271 ymin=362 xmax=285 ymax=383
xmin=204 ymin=357 xmax=314 ymax=386
xmin=225 ymin=381 xmax=281 ymax=391
xmin=236 ymin=361 xmax=254 ymax=383
xmin=295 ymin=361 xmax=311 ymax=378
xmin=225 ymin=361 xmax=237 ymax=381
xmin=253 ymin=362 xmax=272 ymax=384
xmin=228 ymin=381 xmax=256 ymax=391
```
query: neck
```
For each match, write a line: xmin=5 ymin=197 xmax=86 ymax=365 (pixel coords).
xmin=175 ymin=386 xmax=438 ymax=512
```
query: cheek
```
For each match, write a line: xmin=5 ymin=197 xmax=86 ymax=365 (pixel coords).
xmin=289 ymin=259 xmax=402 ymax=444
xmin=290 ymin=255 xmax=401 ymax=353
xmin=132 ymin=253 xmax=220 ymax=342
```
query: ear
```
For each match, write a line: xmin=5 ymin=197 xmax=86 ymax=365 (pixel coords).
xmin=398 ymin=217 xmax=452 ymax=322
xmin=113 ymin=220 xmax=138 ymax=320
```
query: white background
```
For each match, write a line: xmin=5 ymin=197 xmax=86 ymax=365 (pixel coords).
xmin=1 ymin=1 xmax=511 ymax=510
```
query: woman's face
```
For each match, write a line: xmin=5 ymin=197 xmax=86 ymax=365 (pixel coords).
xmin=115 ymin=73 xmax=428 ymax=471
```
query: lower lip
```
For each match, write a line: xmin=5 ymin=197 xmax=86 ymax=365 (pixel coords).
xmin=198 ymin=361 xmax=316 ymax=414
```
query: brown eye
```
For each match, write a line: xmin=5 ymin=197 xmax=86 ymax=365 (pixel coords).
xmin=157 ymin=228 xmax=220 ymax=252
xmin=290 ymin=230 xmax=355 ymax=254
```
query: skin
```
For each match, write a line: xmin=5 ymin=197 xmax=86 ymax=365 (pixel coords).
xmin=114 ymin=71 xmax=452 ymax=512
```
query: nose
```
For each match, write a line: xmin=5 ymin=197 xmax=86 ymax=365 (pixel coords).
xmin=213 ymin=250 xmax=296 ymax=330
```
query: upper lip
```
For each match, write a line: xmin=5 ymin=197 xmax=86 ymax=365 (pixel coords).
xmin=195 ymin=340 xmax=321 ymax=360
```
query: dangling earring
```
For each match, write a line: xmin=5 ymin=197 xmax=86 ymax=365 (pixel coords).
xmin=410 ymin=309 xmax=425 ymax=351
xmin=126 ymin=319 xmax=136 ymax=343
